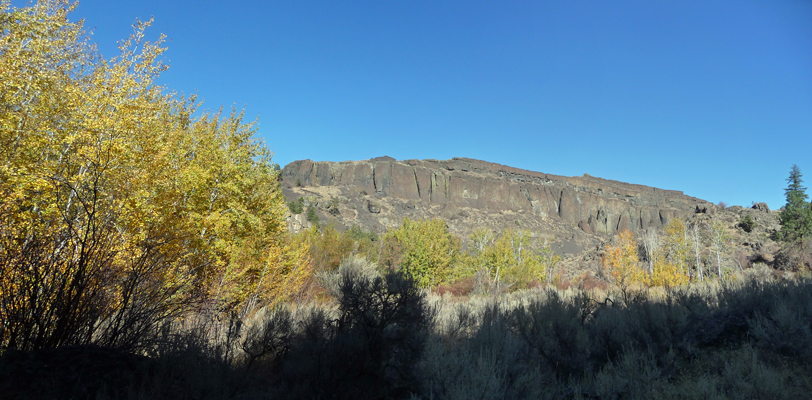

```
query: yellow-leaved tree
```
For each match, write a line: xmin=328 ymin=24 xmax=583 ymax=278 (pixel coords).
xmin=0 ymin=0 xmax=308 ymax=350
xmin=645 ymin=219 xmax=690 ymax=288
xmin=381 ymin=218 xmax=460 ymax=287
xmin=663 ymin=219 xmax=690 ymax=276
xmin=469 ymin=229 xmax=559 ymax=292
xmin=603 ymin=230 xmax=644 ymax=293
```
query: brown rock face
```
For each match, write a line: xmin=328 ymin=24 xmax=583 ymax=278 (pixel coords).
xmin=284 ymin=157 xmax=709 ymax=224
xmin=280 ymin=157 xmax=715 ymax=258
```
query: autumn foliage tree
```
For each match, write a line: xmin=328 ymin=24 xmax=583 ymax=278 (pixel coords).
xmin=649 ymin=219 xmax=690 ymax=287
xmin=381 ymin=218 xmax=460 ymax=288
xmin=469 ymin=228 xmax=560 ymax=292
xmin=603 ymin=230 xmax=644 ymax=292
xmin=291 ymin=223 xmax=380 ymax=277
xmin=663 ymin=219 xmax=690 ymax=273
xmin=0 ymin=0 xmax=308 ymax=350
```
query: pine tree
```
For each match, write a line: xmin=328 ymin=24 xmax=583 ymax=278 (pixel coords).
xmin=778 ymin=165 xmax=812 ymax=244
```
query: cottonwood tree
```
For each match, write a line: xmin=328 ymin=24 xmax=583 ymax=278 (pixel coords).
xmin=382 ymin=218 xmax=460 ymax=287
xmin=0 ymin=0 xmax=308 ymax=349
xmin=641 ymin=228 xmax=660 ymax=275
xmin=665 ymin=220 xmax=690 ymax=269
xmin=603 ymin=230 xmax=643 ymax=294
xmin=638 ymin=221 xmax=691 ymax=288
xmin=539 ymin=238 xmax=562 ymax=284
xmin=470 ymin=227 xmax=496 ymax=255
xmin=470 ymin=229 xmax=559 ymax=293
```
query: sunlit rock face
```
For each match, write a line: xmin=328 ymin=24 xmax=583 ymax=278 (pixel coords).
xmin=280 ymin=157 xmax=714 ymax=256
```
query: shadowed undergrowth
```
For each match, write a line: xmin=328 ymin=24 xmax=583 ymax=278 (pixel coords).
xmin=2 ymin=260 xmax=812 ymax=399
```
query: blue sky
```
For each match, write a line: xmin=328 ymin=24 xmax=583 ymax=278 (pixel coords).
xmin=15 ymin=0 xmax=812 ymax=210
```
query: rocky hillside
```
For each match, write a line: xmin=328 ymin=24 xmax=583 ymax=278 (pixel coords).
xmin=280 ymin=157 xmax=790 ymax=277
xmin=280 ymin=157 xmax=737 ymax=256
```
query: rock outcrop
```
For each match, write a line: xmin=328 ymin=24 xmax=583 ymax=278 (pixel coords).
xmin=282 ymin=157 xmax=713 ymax=233
xmin=280 ymin=156 xmax=788 ymax=277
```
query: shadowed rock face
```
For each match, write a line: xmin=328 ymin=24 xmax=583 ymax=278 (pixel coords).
xmin=281 ymin=157 xmax=713 ymax=239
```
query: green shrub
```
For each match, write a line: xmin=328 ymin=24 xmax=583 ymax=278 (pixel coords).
xmin=327 ymin=197 xmax=340 ymax=216
xmin=345 ymin=226 xmax=380 ymax=262
xmin=306 ymin=206 xmax=319 ymax=224
xmin=739 ymin=214 xmax=756 ymax=233
xmin=345 ymin=225 xmax=378 ymax=242
xmin=288 ymin=197 xmax=304 ymax=214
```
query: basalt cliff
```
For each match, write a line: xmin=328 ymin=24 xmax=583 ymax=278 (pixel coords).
xmin=280 ymin=157 xmax=723 ymax=259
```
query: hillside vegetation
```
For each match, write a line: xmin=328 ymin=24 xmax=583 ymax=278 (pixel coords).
xmin=1 ymin=2 xmax=812 ymax=399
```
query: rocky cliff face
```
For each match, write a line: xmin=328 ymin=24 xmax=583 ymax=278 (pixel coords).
xmin=280 ymin=157 xmax=792 ymax=279
xmin=280 ymin=157 xmax=717 ymax=258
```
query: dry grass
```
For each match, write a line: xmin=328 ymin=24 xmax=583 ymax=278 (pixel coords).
xmin=3 ymin=262 xmax=812 ymax=399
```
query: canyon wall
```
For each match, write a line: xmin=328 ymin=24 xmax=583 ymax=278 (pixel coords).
xmin=281 ymin=157 xmax=713 ymax=238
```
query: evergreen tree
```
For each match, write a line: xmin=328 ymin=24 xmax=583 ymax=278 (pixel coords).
xmin=778 ymin=165 xmax=812 ymax=243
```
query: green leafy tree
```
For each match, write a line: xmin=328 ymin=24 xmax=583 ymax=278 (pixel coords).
xmin=662 ymin=219 xmax=691 ymax=278
xmin=344 ymin=225 xmax=380 ymax=263
xmin=383 ymin=218 xmax=460 ymax=287
xmin=299 ymin=224 xmax=354 ymax=272
xmin=470 ymin=229 xmax=559 ymax=292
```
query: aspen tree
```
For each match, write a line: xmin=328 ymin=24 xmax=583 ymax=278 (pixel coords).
xmin=708 ymin=218 xmax=731 ymax=278
xmin=603 ymin=230 xmax=643 ymax=291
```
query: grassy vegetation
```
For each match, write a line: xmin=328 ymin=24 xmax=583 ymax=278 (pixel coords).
xmin=4 ymin=257 xmax=811 ymax=399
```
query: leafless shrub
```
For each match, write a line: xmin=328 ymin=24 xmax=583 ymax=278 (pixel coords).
xmin=276 ymin=270 xmax=431 ymax=399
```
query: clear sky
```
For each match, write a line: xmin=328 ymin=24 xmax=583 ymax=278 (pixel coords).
xmin=14 ymin=0 xmax=812 ymax=210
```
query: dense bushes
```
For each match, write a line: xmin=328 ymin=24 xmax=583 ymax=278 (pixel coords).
xmin=279 ymin=266 xmax=430 ymax=398
xmin=235 ymin=257 xmax=432 ymax=399
xmin=420 ymin=278 xmax=812 ymax=399
xmin=3 ymin=271 xmax=812 ymax=398
xmin=376 ymin=219 xmax=560 ymax=292
xmin=468 ymin=228 xmax=560 ymax=294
